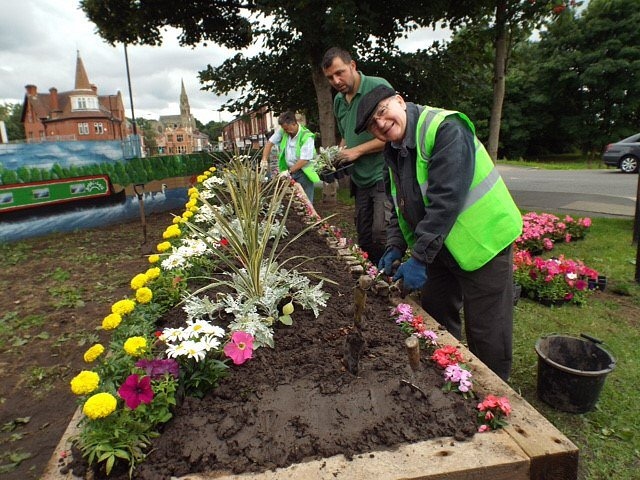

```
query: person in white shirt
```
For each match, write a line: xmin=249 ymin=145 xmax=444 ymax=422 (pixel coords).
xmin=261 ymin=111 xmax=320 ymax=203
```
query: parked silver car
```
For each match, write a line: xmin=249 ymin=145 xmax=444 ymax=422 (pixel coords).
xmin=602 ymin=133 xmax=640 ymax=173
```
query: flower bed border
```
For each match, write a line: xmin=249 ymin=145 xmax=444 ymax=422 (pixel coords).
xmin=42 ymin=184 xmax=578 ymax=480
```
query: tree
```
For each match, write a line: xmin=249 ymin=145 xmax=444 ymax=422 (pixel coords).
xmin=81 ymin=0 xmax=486 ymax=147
xmin=136 ymin=117 xmax=159 ymax=155
xmin=475 ymin=0 xmax=582 ymax=160
xmin=0 ymin=102 xmax=25 ymax=141
xmin=507 ymin=0 xmax=640 ymax=157
xmin=568 ymin=0 xmax=640 ymax=149
xmin=197 ymin=119 xmax=228 ymax=145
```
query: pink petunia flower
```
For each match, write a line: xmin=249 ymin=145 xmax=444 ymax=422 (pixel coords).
xmin=118 ymin=374 xmax=154 ymax=410
xmin=223 ymin=331 xmax=254 ymax=365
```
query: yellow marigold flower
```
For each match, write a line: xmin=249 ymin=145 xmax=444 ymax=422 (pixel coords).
xmin=124 ymin=336 xmax=147 ymax=356
xmin=102 ymin=313 xmax=122 ymax=330
xmin=172 ymin=216 xmax=182 ymax=224
xmin=83 ymin=344 xmax=105 ymax=363
xmin=196 ymin=175 xmax=206 ymax=183
xmin=111 ymin=299 xmax=136 ymax=316
xmin=187 ymin=187 xmax=198 ymax=196
xmin=182 ymin=211 xmax=194 ymax=220
xmin=148 ymin=254 xmax=160 ymax=264
xmin=189 ymin=191 xmax=199 ymax=200
xmin=203 ymin=170 xmax=212 ymax=177
xmin=70 ymin=370 xmax=100 ymax=395
xmin=157 ymin=241 xmax=172 ymax=253
xmin=83 ymin=392 xmax=117 ymax=420
xmin=145 ymin=267 xmax=161 ymax=280
xmin=130 ymin=273 xmax=149 ymax=290
xmin=162 ymin=224 xmax=181 ymax=239
xmin=185 ymin=199 xmax=197 ymax=209
xmin=189 ymin=205 xmax=199 ymax=213
xmin=135 ymin=287 xmax=153 ymax=304
xmin=209 ymin=166 xmax=217 ymax=172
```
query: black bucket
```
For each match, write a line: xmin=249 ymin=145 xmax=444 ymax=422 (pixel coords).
xmin=535 ymin=334 xmax=616 ymax=413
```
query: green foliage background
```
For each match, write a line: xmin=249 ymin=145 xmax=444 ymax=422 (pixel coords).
xmin=0 ymin=152 xmax=223 ymax=187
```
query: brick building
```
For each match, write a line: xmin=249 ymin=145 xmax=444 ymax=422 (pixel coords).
xmin=148 ymin=80 xmax=210 ymax=155
xmin=20 ymin=51 xmax=130 ymax=143
xmin=222 ymin=106 xmax=280 ymax=150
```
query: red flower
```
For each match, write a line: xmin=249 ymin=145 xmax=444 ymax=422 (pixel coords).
xmin=117 ymin=374 xmax=154 ymax=410
xmin=220 ymin=238 xmax=229 ymax=247
xmin=431 ymin=345 xmax=464 ymax=368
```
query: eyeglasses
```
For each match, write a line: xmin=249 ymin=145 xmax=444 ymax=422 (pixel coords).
xmin=369 ymin=98 xmax=394 ymax=126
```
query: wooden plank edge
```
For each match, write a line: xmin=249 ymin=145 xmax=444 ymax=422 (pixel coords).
xmin=391 ymin=296 xmax=579 ymax=480
xmin=178 ymin=431 xmax=530 ymax=480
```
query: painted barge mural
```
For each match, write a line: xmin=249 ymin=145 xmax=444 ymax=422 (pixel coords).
xmin=0 ymin=139 xmax=223 ymax=241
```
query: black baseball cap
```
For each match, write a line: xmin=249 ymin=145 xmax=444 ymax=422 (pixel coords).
xmin=354 ymin=85 xmax=396 ymax=135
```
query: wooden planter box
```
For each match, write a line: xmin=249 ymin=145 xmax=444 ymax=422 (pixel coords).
xmin=42 ymin=189 xmax=578 ymax=480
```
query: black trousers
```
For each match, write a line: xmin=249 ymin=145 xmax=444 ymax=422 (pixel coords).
xmin=352 ymin=180 xmax=391 ymax=265
xmin=421 ymin=244 xmax=514 ymax=381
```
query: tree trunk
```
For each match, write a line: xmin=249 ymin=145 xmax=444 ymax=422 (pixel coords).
xmin=488 ymin=0 xmax=508 ymax=162
xmin=311 ymin=67 xmax=338 ymax=203
xmin=311 ymin=67 xmax=337 ymax=148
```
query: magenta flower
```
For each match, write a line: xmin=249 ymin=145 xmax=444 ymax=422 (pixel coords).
xmin=223 ymin=331 xmax=254 ymax=365
xmin=135 ymin=358 xmax=180 ymax=379
xmin=117 ymin=374 xmax=154 ymax=410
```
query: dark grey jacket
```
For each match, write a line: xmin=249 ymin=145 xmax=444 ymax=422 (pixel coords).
xmin=383 ymin=102 xmax=476 ymax=264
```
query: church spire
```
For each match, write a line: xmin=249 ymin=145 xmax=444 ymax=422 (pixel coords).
xmin=180 ymin=79 xmax=190 ymax=117
xmin=74 ymin=50 xmax=92 ymax=91
xmin=179 ymin=79 xmax=194 ymax=130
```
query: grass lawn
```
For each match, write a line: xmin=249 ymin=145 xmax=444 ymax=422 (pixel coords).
xmin=509 ymin=216 xmax=640 ymax=479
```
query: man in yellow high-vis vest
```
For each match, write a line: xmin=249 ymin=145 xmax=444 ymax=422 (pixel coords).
xmin=354 ymin=85 xmax=522 ymax=381
xmin=261 ymin=111 xmax=320 ymax=204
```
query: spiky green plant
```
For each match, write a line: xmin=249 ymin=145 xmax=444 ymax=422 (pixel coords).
xmin=183 ymin=154 xmax=334 ymax=306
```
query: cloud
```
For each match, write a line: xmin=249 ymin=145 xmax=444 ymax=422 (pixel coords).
xmin=0 ymin=0 xmax=236 ymax=123
xmin=1 ymin=1 xmax=449 ymax=124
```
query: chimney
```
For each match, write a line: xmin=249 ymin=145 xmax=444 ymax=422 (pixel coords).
xmin=49 ymin=87 xmax=59 ymax=111
xmin=25 ymin=84 xmax=37 ymax=96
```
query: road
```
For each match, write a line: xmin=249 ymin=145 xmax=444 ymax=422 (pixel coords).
xmin=497 ymin=165 xmax=638 ymax=218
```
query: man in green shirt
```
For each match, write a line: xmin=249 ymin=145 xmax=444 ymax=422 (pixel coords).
xmin=322 ymin=47 xmax=393 ymax=264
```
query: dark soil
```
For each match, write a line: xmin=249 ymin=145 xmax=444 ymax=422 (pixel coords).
xmin=0 ymin=210 xmax=176 ymax=480
xmin=114 ymin=207 xmax=479 ymax=480
xmin=61 ymin=200 xmax=477 ymax=480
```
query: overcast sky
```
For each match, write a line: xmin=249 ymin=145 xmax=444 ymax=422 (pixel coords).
xmin=0 ymin=1 xmax=448 ymax=125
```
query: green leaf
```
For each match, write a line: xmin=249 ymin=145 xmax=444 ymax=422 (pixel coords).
xmin=614 ymin=429 xmax=634 ymax=442
xmin=8 ymin=451 xmax=32 ymax=463
xmin=279 ymin=314 xmax=293 ymax=326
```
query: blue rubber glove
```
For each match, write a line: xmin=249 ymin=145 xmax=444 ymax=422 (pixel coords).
xmin=377 ymin=246 xmax=403 ymax=276
xmin=392 ymin=257 xmax=428 ymax=291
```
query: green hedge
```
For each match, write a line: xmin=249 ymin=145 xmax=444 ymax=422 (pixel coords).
xmin=0 ymin=152 xmax=230 ymax=187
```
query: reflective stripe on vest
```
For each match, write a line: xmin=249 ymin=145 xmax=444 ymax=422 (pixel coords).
xmin=390 ymin=107 xmax=522 ymax=271
xmin=278 ymin=125 xmax=320 ymax=184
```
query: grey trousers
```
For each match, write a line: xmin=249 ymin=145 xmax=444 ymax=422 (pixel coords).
xmin=421 ymin=244 xmax=514 ymax=381
xmin=292 ymin=170 xmax=315 ymax=204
